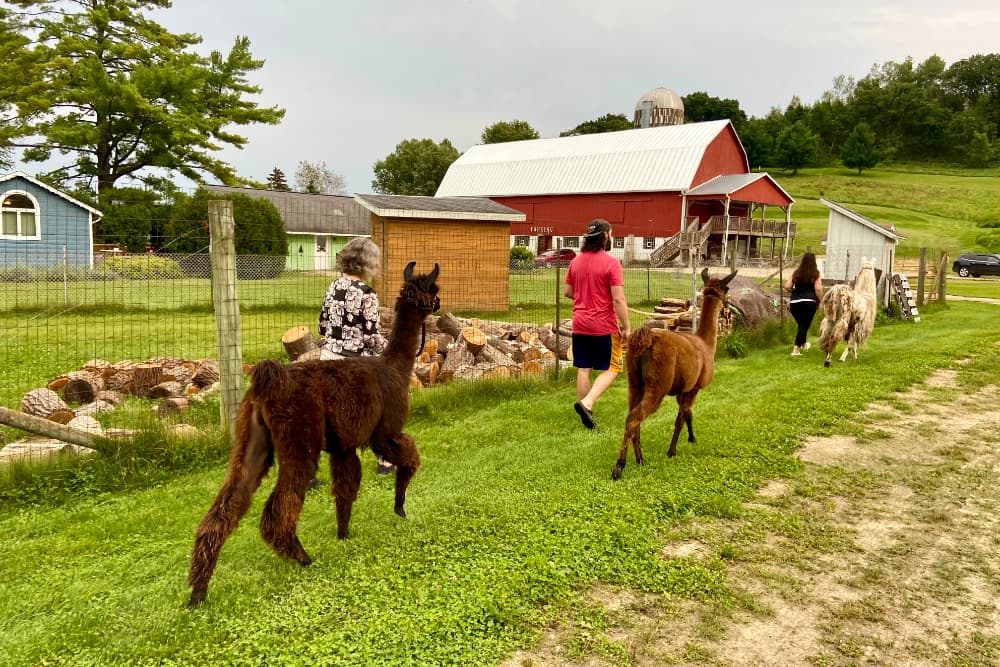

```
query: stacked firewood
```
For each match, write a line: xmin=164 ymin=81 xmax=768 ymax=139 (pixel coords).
xmin=20 ymin=357 xmax=223 ymax=423
xmin=647 ymin=296 xmax=695 ymax=332
xmin=279 ymin=311 xmax=575 ymax=389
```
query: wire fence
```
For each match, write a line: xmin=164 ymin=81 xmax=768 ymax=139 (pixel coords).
xmin=0 ymin=209 xmax=714 ymax=445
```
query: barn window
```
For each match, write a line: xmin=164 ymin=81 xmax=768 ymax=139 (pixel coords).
xmin=513 ymin=235 xmax=529 ymax=247
xmin=1 ymin=192 xmax=40 ymax=239
xmin=642 ymin=237 xmax=656 ymax=249
xmin=562 ymin=236 xmax=579 ymax=248
xmin=613 ymin=236 xmax=625 ymax=249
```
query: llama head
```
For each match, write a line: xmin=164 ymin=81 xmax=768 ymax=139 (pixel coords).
xmin=401 ymin=261 xmax=441 ymax=313
xmin=700 ymin=268 xmax=738 ymax=301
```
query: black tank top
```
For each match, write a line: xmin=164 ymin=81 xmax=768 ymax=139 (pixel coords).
xmin=789 ymin=280 xmax=818 ymax=303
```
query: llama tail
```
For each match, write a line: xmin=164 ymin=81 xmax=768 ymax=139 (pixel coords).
xmin=627 ymin=326 xmax=654 ymax=362
xmin=249 ymin=359 xmax=292 ymax=401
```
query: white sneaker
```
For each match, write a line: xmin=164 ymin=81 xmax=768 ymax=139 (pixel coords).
xmin=803 ymin=342 xmax=811 ymax=352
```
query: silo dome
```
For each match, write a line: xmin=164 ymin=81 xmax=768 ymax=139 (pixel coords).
xmin=633 ymin=87 xmax=684 ymax=127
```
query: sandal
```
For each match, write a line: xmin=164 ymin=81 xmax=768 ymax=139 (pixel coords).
xmin=574 ymin=401 xmax=596 ymax=429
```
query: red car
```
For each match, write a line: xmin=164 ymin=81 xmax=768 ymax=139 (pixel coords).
xmin=534 ymin=248 xmax=577 ymax=268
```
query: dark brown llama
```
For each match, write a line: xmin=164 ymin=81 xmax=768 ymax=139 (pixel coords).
xmin=187 ymin=262 xmax=440 ymax=608
xmin=612 ymin=268 xmax=737 ymax=480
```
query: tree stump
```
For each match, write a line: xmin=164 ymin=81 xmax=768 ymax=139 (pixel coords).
xmin=282 ymin=326 xmax=320 ymax=361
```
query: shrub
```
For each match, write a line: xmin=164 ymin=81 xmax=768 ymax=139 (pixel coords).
xmin=100 ymin=255 xmax=185 ymax=280
xmin=509 ymin=246 xmax=534 ymax=271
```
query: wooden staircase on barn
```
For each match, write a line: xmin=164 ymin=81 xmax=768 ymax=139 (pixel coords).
xmin=891 ymin=273 xmax=921 ymax=322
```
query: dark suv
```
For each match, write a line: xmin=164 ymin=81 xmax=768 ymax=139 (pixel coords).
xmin=534 ymin=248 xmax=577 ymax=268
xmin=952 ymin=253 xmax=1000 ymax=277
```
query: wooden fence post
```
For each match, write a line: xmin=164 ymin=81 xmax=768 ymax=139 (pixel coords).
xmin=917 ymin=247 xmax=927 ymax=306
xmin=208 ymin=200 xmax=244 ymax=439
xmin=938 ymin=252 xmax=948 ymax=302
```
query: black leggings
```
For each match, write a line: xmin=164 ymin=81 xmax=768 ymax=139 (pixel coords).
xmin=789 ymin=300 xmax=818 ymax=347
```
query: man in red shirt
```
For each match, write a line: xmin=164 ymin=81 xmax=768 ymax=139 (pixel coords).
xmin=564 ymin=219 xmax=630 ymax=429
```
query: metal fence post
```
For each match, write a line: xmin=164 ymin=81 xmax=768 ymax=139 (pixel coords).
xmin=208 ymin=200 xmax=244 ymax=439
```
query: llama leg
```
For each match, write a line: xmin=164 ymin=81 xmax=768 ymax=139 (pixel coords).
xmin=259 ymin=446 xmax=317 ymax=566
xmin=613 ymin=393 xmax=665 ymax=480
xmin=667 ymin=408 xmax=686 ymax=458
xmin=680 ymin=391 xmax=698 ymax=445
xmin=377 ymin=433 xmax=421 ymax=518
xmin=188 ymin=404 xmax=273 ymax=609
xmin=331 ymin=448 xmax=362 ymax=540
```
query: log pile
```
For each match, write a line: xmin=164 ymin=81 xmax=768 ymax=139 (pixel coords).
xmin=281 ymin=313 xmax=574 ymax=389
xmin=20 ymin=357 xmax=224 ymax=424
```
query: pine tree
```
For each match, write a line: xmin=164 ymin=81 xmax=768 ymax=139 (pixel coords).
xmin=841 ymin=123 xmax=880 ymax=174
xmin=266 ymin=167 xmax=291 ymax=191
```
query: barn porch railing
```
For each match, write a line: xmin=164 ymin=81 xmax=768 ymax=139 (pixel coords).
xmin=650 ymin=216 xmax=797 ymax=267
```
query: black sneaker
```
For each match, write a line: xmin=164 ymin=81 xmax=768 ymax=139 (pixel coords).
xmin=574 ymin=401 xmax=596 ymax=429
xmin=376 ymin=462 xmax=395 ymax=476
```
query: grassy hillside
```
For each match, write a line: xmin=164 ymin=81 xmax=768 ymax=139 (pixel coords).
xmin=772 ymin=165 xmax=1000 ymax=258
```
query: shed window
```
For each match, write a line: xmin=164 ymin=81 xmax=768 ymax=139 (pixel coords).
xmin=642 ymin=237 xmax=656 ymax=249
xmin=513 ymin=235 xmax=529 ymax=247
xmin=562 ymin=236 xmax=579 ymax=248
xmin=1 ymin=192 xmax=40 ymax=239
xmin=613 ymin=236 xmax=625 ymax=249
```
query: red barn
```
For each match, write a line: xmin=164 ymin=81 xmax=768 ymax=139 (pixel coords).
xmin=436 ymin=120 xmax=795 ymax=265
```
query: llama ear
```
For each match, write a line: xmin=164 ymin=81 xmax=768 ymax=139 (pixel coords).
xmin=700 ymin=267 xmax=710 ymax=284
xmin=403 ymin=261 xmax=416 ymax=281
xmin=428 ymin=263 xmax=440 ymax=284
xmin=721 ymin=270 xmax=738 ymax=288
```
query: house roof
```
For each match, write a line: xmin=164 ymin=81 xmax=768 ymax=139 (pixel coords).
xmin=820 ymin=198 xmax=905 ymax=241
xmin=0 ymin=171 xmax=103 ymax=220
xmin=685 ymin=173 xmax=794 ymax=204
xmin=202 ymin=184 xmax=369 ymax=235
xmin=435 ymin=119 xmax=736 ymax=198
xmin=354 ymin=194 xmax=525 ymax=221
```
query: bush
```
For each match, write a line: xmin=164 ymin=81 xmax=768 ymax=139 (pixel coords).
xmin=509 ymin=246 xmax=535 ymax=271
xmin=165 ymin=189 xmax=286 ymax=257
xmin=100 ymin=255 xmax=185 ymax=280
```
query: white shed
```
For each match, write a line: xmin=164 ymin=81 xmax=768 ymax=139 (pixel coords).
xmin=820 ymin=199 xmax=904 ymax=282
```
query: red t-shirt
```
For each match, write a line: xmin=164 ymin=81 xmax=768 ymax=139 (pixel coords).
xmin=564 ymin=250 xmax=623 ymax=335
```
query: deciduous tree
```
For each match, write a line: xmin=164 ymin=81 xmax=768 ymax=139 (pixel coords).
xmin=294 ymin=160 xmax=346 ymax=194
xmin=559 ymin=113 xmax=632 ymax=136
xmin=5 ymin=0 xmax=284 ymax=194
xmin=774 ymin=121 xmax=819 ymax=175
xmin=372 ymin=138 xmax=459 ymax=196
xmin=481 ymin=120 xmax=538 ymax=144
xmin=682 ymin=92 xmax=747 ymax=128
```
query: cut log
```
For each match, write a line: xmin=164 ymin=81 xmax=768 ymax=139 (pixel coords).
xmin=156 ymin=397 xmax=189 ymax=417
xmin=63 ymin=371 xmax=105 ymax=405
xmin=47 ymin=409 xmax=76 ymax=424
xmin=408 ymin=374 xmax=423 ymax=390
xmin=438 ymin=340 xmax=474 ymax=382
xmin=106 ymin=371 xmax=133 ymax=393
xmin=436 ymin=312 xmax=465 ymax=339
xmin=192 ymin=360 xmax=220 ymax=388
xmin=47 ymin=376 xmax=70 ymax=392
xmin=522 ymin=359 xmax=545 ymax=376
xmin=476 ymin=343 xmax=518 ymax=369
xmin=461 ymin=327 xmax=488 ymax=356
xmin=21 ymin=388 xmax=70 ymax=418
xmin=147 ymin=381 xmax=183 ymax=399
xmin=423 ymin=337 xmax=439 ymax=358
xmin=132 ymin=363 xmax=164 ymax=398
xmin=281 ymin=325 xmax=319 ymax=361
xmin=413 ymin=361 xmax=440 ymax=386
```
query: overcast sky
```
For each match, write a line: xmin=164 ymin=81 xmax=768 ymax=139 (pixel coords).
xmin=142 ymin=1 xmax=999 ymax=193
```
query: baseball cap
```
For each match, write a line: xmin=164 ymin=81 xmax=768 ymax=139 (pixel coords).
xmin=584 ymin=219 xmax=612 ymax=237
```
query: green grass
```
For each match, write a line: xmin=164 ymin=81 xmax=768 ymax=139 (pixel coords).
xmin=1 ymin=300 xmax=998 ymax=666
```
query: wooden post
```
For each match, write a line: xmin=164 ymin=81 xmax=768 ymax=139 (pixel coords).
xmin=938 ymin=252 xmax=948 ymax=302
xmin=917 ymin=247 xmax=927 ymax=306
xmin=208 ymin=200 xmax=244 ymax=439
xmin=0 ymin=405 xmax=113 ymax=453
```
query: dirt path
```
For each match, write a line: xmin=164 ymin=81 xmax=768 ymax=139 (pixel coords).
xmin=505 ymin=369 xmax=1000 ymax=666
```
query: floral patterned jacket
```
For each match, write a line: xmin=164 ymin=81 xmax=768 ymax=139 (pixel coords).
xmin=318 ymin=277 xmax=387 ymax=357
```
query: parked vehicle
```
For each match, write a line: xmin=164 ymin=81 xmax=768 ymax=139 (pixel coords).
xmin=952 ymin=253 xmax=1000 ymax=277
xmin=534 ymin=248 xmax=577 ymax=268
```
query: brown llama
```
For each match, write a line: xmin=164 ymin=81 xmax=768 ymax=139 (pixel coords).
xmin=187 ymin=262 xmax=440 ymax=608
xmin=818 ymin=260 xmax=877 ymax=368
xmin=612 ymin=268 xmax=737 ymax=480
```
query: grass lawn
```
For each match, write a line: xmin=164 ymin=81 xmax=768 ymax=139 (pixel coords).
xmin=1 ymin=300 xmax=998 ymax=666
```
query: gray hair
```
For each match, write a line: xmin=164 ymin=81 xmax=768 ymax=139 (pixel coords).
xmin=336 ymin=237 xmax=381 ymax=280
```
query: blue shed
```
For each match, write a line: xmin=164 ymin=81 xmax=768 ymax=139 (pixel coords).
xmin=1 ymin=171 xmax=104 ymax=268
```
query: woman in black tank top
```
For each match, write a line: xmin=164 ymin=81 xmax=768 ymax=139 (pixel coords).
xmin=784 ymin=252 xmax=824 ymax=356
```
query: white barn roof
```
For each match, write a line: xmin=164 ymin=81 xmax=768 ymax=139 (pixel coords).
xmin=436 ymin=120 xmax=737 ymax=198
